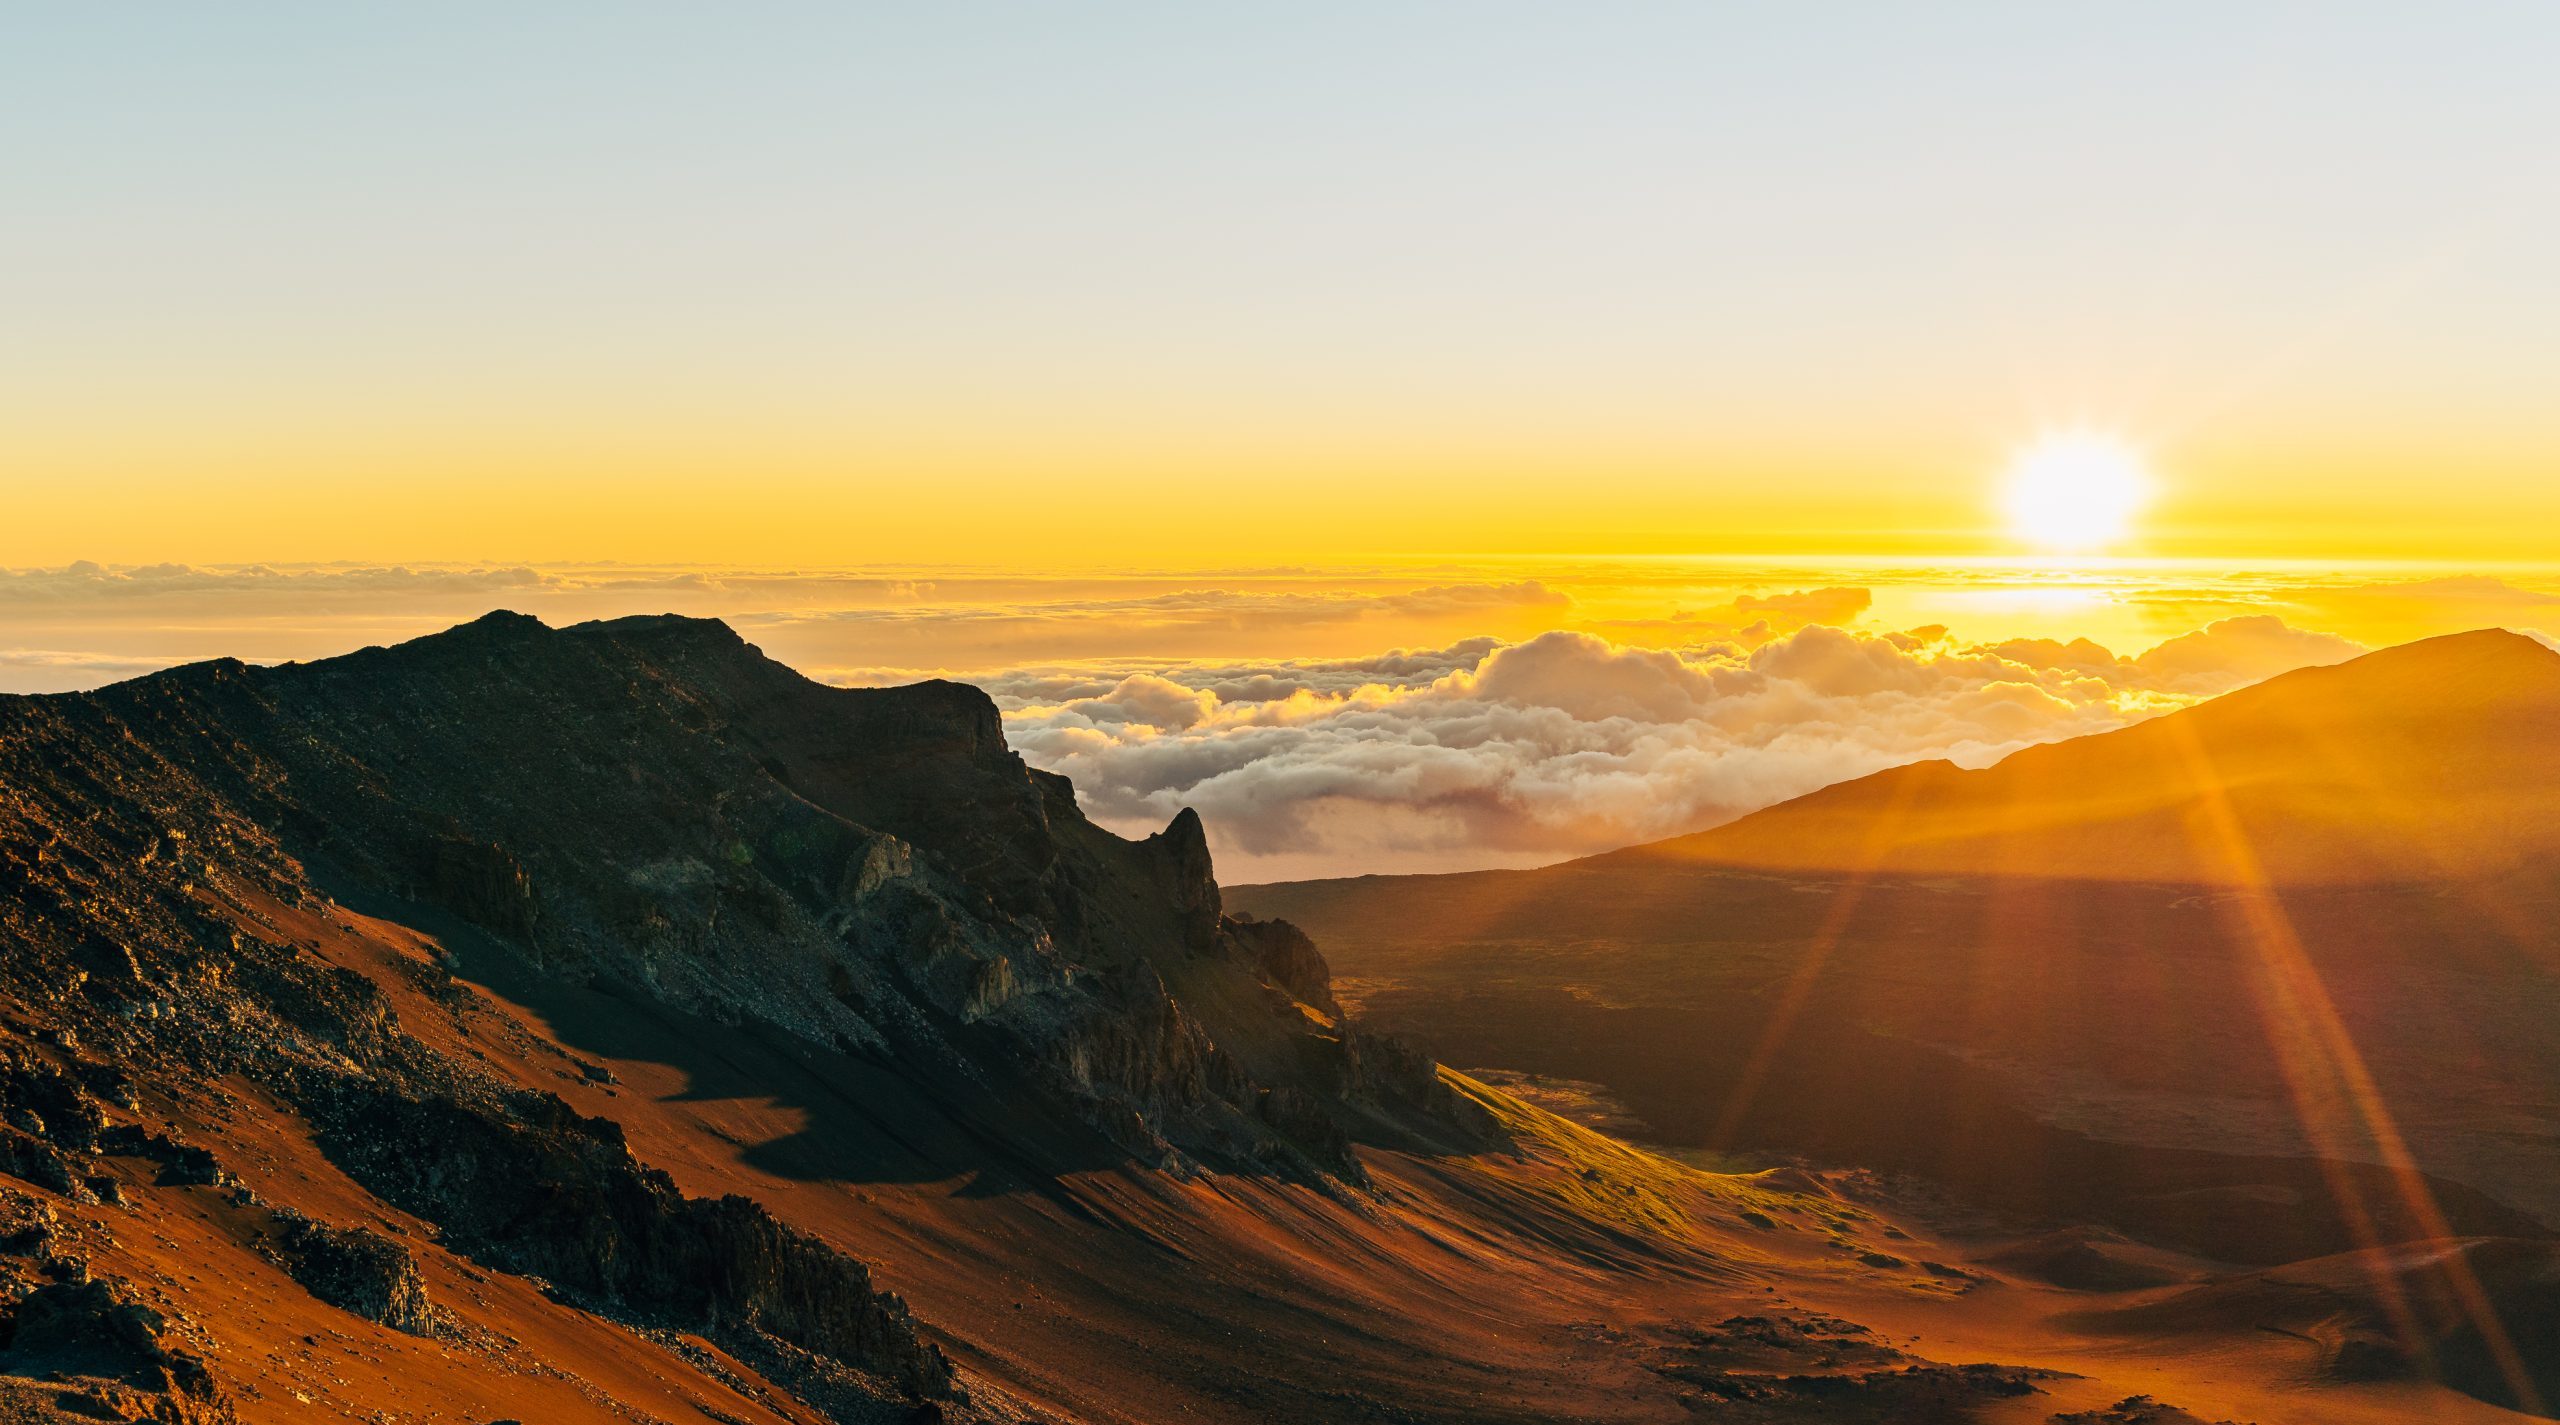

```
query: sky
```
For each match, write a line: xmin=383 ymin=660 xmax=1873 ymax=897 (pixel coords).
xmin=7 ymin=7 xmax=2559 ymax=878
xmin=9 ymin=4 xmax=2560 ymax=565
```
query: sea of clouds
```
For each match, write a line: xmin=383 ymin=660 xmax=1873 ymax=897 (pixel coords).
xmin=990 ymin=616 xmax=2366 ymax=880
xmin=9 ymin=559 xmax=2558 ymax=882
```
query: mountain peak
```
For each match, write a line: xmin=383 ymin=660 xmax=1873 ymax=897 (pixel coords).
xmin=2283 ymin=624 xmax=2556 ymax=685
xmin=443 ymin=606 xmax=553 ymax=640
xmin=566 ymin=610 xmax=753 ymax=646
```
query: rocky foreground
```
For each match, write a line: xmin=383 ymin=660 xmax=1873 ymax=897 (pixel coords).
xmin=0 ymin=612 xmax=1505 ymax=1422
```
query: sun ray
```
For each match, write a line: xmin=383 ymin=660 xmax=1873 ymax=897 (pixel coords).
xmin=1705 ymin=770 xmax=1931 ymax=1150
xmin=2156 ymin=713 xmax=2545 ymax=1412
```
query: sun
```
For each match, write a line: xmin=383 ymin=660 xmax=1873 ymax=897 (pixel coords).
xmin=1999 ymin=430 xmax=2152 ymax=551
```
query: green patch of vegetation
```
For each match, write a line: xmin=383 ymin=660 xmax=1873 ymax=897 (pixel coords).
xmin=1442 ymin=1070 xmax=1831 ymax=1244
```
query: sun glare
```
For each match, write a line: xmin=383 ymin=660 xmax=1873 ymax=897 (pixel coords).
xmin=2000 ymin=430 xmax=2153 ymax=552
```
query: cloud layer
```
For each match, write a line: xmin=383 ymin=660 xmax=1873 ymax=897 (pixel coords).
xmin=992 ymin=616 xmax=2366 ymax=882
xmin=0 ymin=560 xmax=1582 ymax=692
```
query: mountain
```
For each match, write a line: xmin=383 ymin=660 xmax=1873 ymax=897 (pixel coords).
xmin=1 ymin=610 xmax=2376 ymax=1425
xmin=1233 ymin=630 xmax=2560 ymax=1416
xmin=1613 ymin=628 xmax=2560 ymax=886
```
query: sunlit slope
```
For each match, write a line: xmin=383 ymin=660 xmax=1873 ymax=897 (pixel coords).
xmin=1611 ymin=628 xmax=2560 ymax=885
xmin=1227 ymin=627 xmax=2560 ymax=1253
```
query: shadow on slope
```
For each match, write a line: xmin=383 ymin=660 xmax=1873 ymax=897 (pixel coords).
xmin=1368 ymin=981 xmax=2545 ymax=1267
xmin=2067 ymin=1236 xmax=2560 ymax=1417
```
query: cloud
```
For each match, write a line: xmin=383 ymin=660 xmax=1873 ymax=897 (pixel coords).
xmin=0 ymin=561 xmax=1582 ymax=693
xmin=1734 ymin=586 xmax=1873 ymax=625
xmin=1442 ymin=631 xmax=1744 ymax=721
xmin=0 ymin=561 xmax=561 ymax=602
xmin=1588 ymin=584 xmax=1874 ymax=642
xmin=740 ymin=581 xmax=1574 ymax=667
xmin=2128 ymin=614 xmax=2364 ymax=692
xmin=802 ymin=572 xmax=1857 ymax=682
xmin=995 ymin=616 xmax=2369 ymax=882
xmin=0 ymin=649 xmax=192 ymax=695
xmin=0 ymin=562 xmax=2430 ymax=881
xmin=2344 ymin=575 xmax=2560 ymax=609
xmin=2131 ymin=574 xmax=2560 ymax=650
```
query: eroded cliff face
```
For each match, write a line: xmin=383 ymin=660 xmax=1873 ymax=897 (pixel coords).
xmin=0 ymin=611 xmax=1487 ymax=1420
xmin=0 ymin=706 xmax=958 ymax=1418
xmin=199 ymin=611 xmax=1480 ymax=1181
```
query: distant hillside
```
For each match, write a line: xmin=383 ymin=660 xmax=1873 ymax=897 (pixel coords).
xmin=1605 ymin=628 xmax=2560 ymax=885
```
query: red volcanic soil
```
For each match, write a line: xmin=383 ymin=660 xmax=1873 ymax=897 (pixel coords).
xmin=163 ymin=884 xmax=2517 ymax=1425
xmin=1 ymin=873 xmax=2498 ymax=1424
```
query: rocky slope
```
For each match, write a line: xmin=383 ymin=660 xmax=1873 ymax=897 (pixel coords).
xmin=0 ymin=612 xmax=1487 ymax=1421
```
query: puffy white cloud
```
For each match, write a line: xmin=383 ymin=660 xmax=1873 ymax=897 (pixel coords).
xmin=993 ymin=616 xmax=2370 ymax=882
xmin=1049 ymin=674 xmax=1221 ymax=732
xmin=1443 ymin=631 xmax=1742 ymax=722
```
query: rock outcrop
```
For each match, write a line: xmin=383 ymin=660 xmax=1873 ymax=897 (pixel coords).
xmin=1225 ymin=915 xmax=1340 ymax=1018
xmin=311 ymin=1079 xmax=954 ymax=1398
xmin=0 ymin=1278 xmax=227 ymax=1418
xmin=269 ymin=1212 xmax=436 ymax=1337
